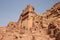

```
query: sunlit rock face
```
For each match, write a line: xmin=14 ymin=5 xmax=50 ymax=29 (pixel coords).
xmin=0 ymin=2 xmax=60 ymax=40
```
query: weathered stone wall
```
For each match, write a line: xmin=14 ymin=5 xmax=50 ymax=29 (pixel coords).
xmin=0 ymin=2 xmax=60 ymax=40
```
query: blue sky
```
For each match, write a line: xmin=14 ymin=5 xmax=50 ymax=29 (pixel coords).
xmin=0 ymin=0 xmax=60 ymax=26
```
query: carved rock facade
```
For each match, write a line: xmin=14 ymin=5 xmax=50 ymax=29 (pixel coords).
xmin=0 ymin=2 xmax=60 ymax=40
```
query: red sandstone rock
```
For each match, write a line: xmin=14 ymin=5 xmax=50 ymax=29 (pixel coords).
xmin=0 ymin=2 xmax=60 ymax=40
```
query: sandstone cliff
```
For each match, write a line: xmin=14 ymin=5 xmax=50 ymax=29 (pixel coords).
xmin=0 ymin=2 xmax=60 ymax=40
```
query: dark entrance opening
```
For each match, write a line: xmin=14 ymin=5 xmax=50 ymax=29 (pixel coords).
xmin=55 ymin=32 xmax=60 ymax=40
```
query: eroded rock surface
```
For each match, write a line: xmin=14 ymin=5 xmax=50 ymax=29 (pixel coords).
xmin=0 ymin=2 xmax=60 ymax=40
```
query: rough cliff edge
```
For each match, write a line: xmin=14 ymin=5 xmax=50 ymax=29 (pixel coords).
xmin=0 ymin=2 xmax=60 ymax=40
